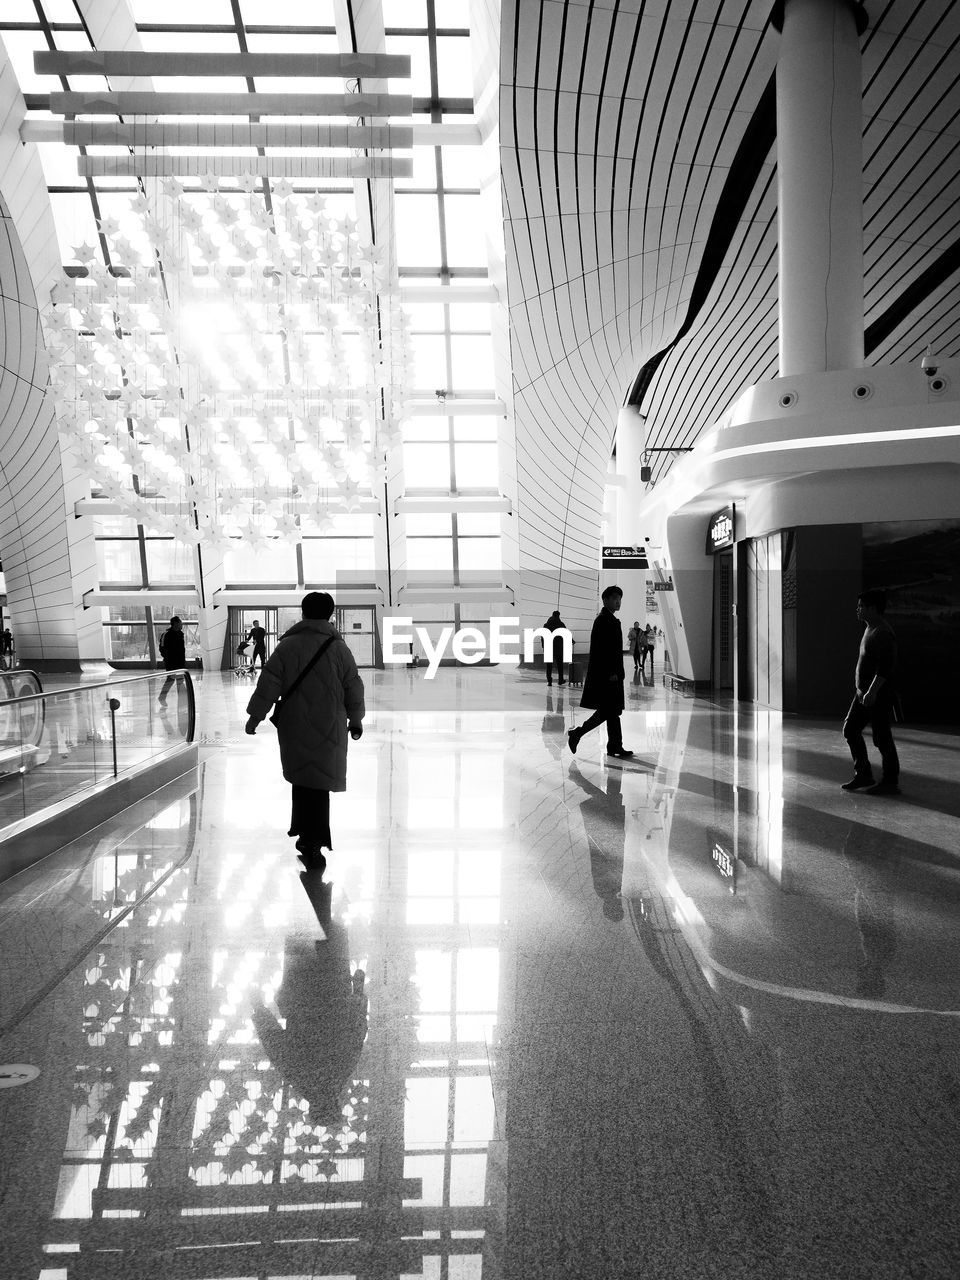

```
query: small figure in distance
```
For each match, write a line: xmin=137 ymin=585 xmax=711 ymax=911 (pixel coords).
xmin=641 ymin=623 xmax=656 ymax=676
xmin=567 ymin=585 xmax=635 ymax=760
xmin=841 ymin=588 xmax=900 ymax=796
xmin=245 ymin=618 xmax=267 ymax=672
xmin=543 ymin=609 xmax=567 ymax=686
xmin=245 ymin=591 xmax=365 ymax=874
xmin=627 ymin=620 xmax=642 ymax=672
xmin=157 ymin=615 xmax=185 ymax=705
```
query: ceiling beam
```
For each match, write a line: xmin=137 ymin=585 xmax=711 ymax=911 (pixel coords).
xmin=48 ymin=91 xmax=412 ymax=117
xmin=35 ymin=50 xmax=410 ymax=78
xmin=21 ymin=120 xmax=479 ymax=148
xmin=77 ymin=154 xmax=412 ymax=179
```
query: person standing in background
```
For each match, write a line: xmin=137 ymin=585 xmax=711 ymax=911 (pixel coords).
xmin=246 ymin=618 xmax=267 ymax=671
xmin=641 ymin=623 xmax=656 ymax=675
xmin=627 ymin=620 xmax=642 ymax=672
xmin=841 ymin=589 xmax=900 ymax=796
xmin=543 ymin=609 xmax=567 ymax=686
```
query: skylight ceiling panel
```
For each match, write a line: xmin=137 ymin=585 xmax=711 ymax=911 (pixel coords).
xmin=136 ymin=31 xmax=249 ymax=54
xmin=129 ymin=0 xmax=233 ymax=21
xmin=35 ymin=140 xmax=81 ymax=187
xmin=239 ymin=0 xmax=337 ymax=22
xmin=3 ymin=30 xmax=57 ymax=96
xmin=242 ymin=33 xmax=339 ymax=55
xmin=384 ymin=35 xmax=431 ymax=98
xmin=435 ymin=36 xmax=472 ymax=98
xmin=1 ymin=1 xmax=38 ymax=20
xmin=394 ymin=146 xmax=436 ymax=191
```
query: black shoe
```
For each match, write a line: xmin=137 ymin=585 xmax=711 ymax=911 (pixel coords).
xmin=558 ymin=679 xmax=565 ymax=686
xmin=841 ymin=774 xmax=875 ymax=791
xmin=607 ymin=748 xmax=634 ymax=759
xmin=567 ymin=728 xmax=581 ymax=755
xmin=863 ymin=780 xmax=901 ymax=796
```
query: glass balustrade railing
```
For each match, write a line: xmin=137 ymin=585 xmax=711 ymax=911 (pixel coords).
xmin=0 ymin=669 xmax=195 ymax=835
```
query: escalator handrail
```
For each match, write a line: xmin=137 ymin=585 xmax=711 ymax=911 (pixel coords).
xmin=0 ymin=669 xmax=196 ymax=742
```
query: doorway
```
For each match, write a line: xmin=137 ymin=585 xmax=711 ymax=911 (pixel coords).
xmin=711 ymin=550 xmax=734 ymax=691
xmin=227 ymin=606 xmax=378 ymax=669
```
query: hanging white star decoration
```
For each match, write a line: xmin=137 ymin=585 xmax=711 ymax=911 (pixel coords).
xmin=47 ymin=178 xmax=412 ymax=546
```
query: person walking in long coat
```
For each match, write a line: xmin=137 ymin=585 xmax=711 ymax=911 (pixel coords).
xmin=245 ymin=592 xmax=365 ymax=873
xmin=567 ymin=585 xmax=634 ymax=759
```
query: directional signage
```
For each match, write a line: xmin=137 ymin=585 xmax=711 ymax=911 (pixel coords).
xmin=601 ymin=545 xmax=648 ymax=568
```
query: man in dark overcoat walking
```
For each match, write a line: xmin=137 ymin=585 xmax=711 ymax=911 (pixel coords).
xmin=567 ymin=585 xmax=634 ymax=759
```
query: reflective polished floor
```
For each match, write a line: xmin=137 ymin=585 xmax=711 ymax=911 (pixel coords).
xmin=2 ymin=667 xmax=959 ymax=1279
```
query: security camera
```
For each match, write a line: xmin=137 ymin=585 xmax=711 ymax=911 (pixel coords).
xmin=921 ymin=346 xmax=938 ymax=378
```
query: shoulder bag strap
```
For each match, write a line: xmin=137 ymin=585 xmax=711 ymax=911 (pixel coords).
xmin=273 ymin=634 xmax=337 ymax=717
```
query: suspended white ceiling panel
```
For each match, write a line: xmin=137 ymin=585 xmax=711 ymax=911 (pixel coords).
xmin=34 ymin=50 xmax=410 ymax=79
xmin=62 ymin=122 xmax=412 ymax=149
xmin=48 ymin=91 xmax=413 ymax=118
xmin=77 ymin=155 xmax=413 ymax=179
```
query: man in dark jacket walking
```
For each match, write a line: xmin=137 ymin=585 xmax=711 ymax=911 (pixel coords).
xmin=157 ymin=615 xmax=186 ymax=705
xmin=567 ymin=585 xmax=634 ymax=759
xmin=245 ymin=592 xmax=365 ymax=873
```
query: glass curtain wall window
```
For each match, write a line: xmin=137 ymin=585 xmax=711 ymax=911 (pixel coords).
xmin=2 ymin=0 xmax=503 ymax=659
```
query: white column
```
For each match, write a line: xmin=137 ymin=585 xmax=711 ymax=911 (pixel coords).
xmin=615 ymin=404 xmax=646 ymax=543
xmin=777 ymin=0 xmax=864 ymax=375
xmin=195 ymin=544 xmax=228 ymax=670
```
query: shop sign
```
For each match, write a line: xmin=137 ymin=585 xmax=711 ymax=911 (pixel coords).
xmin=706 ymin=504 xmax=735 ymax=554
xmin=601 ymin=545 xmax=648 ymax=568
xmin=653 ymin=579 xmax=674 ymax=591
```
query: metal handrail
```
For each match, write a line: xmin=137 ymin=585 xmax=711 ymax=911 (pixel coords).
xmin=0 ymin=668 xmax=196 ymax=744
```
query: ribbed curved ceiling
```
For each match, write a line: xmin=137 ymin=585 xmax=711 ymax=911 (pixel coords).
xmin=501 ymin=0 xmax=960 ymax=532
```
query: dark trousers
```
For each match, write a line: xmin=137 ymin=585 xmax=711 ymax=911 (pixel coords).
xmin=641 ymin=644 xmax=654 ymax=671
xmin=546 ymin=655 xmax=565 ymax=683
xmin=578 ymin=707 xmax=623 ymax=752
xmin=249 ymin=644 xmax=266 ymax=669
xmin=842 ymin=695 xmax=899 ymax=783
xmin=632 ymin=644 xmax=642 ymax=669
xmin=289 ymin=784 xmax=332 ymax=850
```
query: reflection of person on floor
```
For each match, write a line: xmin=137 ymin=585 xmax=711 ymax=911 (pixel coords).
xmin=571 ymin=764 xmax=625 ymax=922
xmin=841 ymin=589 xmax=901 ymax=796
xmin=157 ymin=616 xmax=185 ymax=705
xmin=841 ymin=823 xmax=898 ymax=999
xmin=541 ymin=692 xmax=566 ymax=760
xmin=252 ymin=926 xmax=368 ymax=1129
